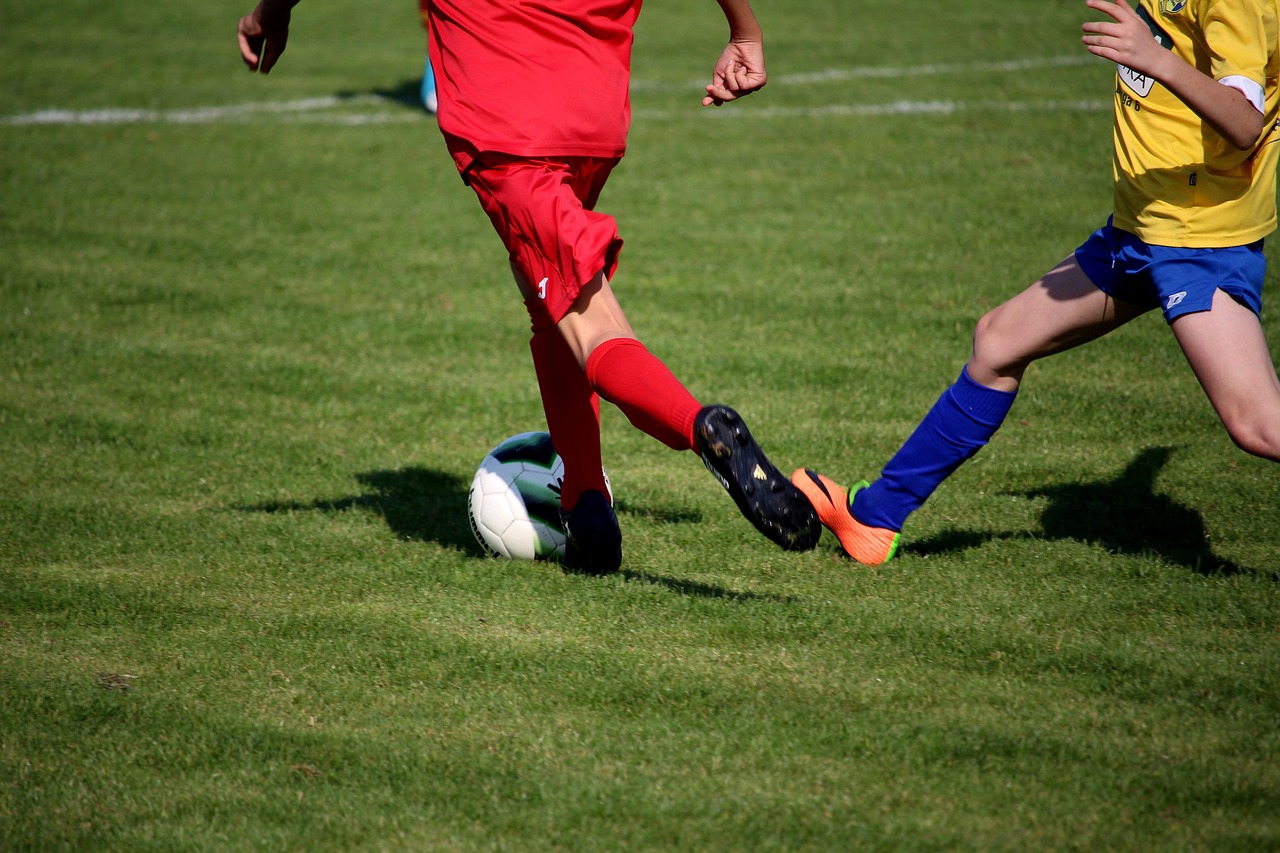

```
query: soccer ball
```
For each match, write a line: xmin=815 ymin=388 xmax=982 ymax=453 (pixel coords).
xmin=466 ymin=432 xmax=568 ymax=560
xmin=468 ymin=431 xmax=614 ymax=561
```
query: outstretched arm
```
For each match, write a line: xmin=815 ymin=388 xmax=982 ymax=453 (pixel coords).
xmin=237 ymin=0 xmax=303 ymax=74
xmin=1081 ymin=0 xmax=1264 ymax=150
xmin=702 ymin=0 xmax=767 ymax=107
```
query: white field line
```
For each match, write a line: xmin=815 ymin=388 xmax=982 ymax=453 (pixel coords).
xmin=629 ymin=52 xmax=1096 ymax=90
xmin=664 ymin=99 xmax=1109 ymax=121
xmin=2 ymin=55 xmax=1105 ymax=127
xmin=1 ymin=94 xmax=396 ymax=126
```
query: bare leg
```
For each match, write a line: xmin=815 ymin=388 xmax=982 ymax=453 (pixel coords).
xmin=515 ymin=265 xmax=693 ymax=447
xmin=968 ymin=255 xmax=1149 ymax=390
xmin=512 ymin=267 xmax=635 ymax=368
xmin=1171 ymin=289 xmax=1280 ymax=461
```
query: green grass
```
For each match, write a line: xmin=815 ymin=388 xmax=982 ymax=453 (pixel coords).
xmin=3 ymin=0 xmax=1279 ymax=850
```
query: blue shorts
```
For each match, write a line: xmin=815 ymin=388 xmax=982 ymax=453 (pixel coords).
xmin=1074 ymin=219 xmax=1265 ymax=323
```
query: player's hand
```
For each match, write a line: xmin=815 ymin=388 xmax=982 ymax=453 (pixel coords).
xmin=703 ymin=39 xmax=766 ymax=107
xmin=237 ymin=2 xmax=291 ymax=74
xmin=1081 ymin=0 xmax=1168 ymax=77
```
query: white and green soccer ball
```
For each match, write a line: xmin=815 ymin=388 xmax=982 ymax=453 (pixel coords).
xmin=467 ymin=431 xmax=613 ymax=561
xmin=467 ymin=432 xmax=569 ymax=560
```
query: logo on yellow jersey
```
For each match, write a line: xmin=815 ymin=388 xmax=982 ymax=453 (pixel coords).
xmin=1160 ymin=0 xmax=1187 ymax=14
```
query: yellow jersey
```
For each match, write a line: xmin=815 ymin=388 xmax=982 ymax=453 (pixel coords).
xmin=1112 ymin=0 xmax=1280 ymax=247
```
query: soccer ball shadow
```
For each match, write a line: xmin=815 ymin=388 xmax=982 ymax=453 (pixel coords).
xmin=236 ymin=467 xmax=478 ymax=554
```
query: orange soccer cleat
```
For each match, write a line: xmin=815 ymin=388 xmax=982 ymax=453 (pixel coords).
xmin=790 ymin=469 xmax=900 ymax=566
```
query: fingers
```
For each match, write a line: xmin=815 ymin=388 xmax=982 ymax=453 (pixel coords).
xmin=717 ymin=63 xmax=757 ymax=94
xmin=257 ymin=38 xmax=278 ymax=74
xmin=1080 ymin=0 xmax=1150 ymax=62
xmin=702 ymin=78 xmax=763 ymax=107
xmin=1084 ymin=0 xmax=1134 ymax=19
xmin=701 ymin=69 xmax=765 ymax=106
xmin=237 ymin=14 xmax=263 ymax=68
xmin=701 ymin=41 xmax=765 ymax=107
xmin=237 ymin=11 xmax=287 ymax=74
xmin=1082 ymin=0 xmax=1137 ymax=31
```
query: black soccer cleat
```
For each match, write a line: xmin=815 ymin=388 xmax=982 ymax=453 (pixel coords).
xmin=560 ymin=489 xmax=623 ymax=575
xmin=694 ymin=405 xmax=820 ymax=551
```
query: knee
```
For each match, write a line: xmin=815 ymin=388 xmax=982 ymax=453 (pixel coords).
xmin=971 ymin=309 xmax=997 ymax=348
xmin=969 ymin=310 xmax=1026 ymax=386
xmin=1223 ymin=416 xmax=1280 ymax=462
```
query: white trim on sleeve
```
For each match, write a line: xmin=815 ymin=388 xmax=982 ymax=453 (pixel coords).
xmin=1219 ymin=74 xmax=1265 ymax=114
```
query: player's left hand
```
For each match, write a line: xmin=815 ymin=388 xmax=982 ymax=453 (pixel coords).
xmin=1080 ymin=0 xmax=1169 ymax=77
xmin=703 ymin=39 xmax=766 ymax=107
xmin=237 ymin=2 xmax=291 ymax=74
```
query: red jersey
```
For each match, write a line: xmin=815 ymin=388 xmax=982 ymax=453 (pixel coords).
xmin=425 ymin=0 xmax=643 ymax=167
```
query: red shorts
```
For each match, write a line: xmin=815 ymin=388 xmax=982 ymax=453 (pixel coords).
xmin=459 ymin=151 xmax=624 ymax=332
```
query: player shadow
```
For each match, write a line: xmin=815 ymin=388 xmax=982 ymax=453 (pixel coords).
xmin=335 ymin=80 xmax=431 ymax=111
xmin=235 ymin=469 xmax=768 ymax=597
xmin=613 ymin=499 xmax=702 ymax=526
xmin=236 ymin=466 xmax=479 ymax=554
xmin=618 ymin=569 xmax=795 ymax=603
xmin=604 ymin=502 xmax=794 ymax=600
xmin=908 ymin=447 xmax=1255 ymax=576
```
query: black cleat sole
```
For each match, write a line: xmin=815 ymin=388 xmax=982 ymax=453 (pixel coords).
xmin=694 ymin=405 xmax=820 ymax=551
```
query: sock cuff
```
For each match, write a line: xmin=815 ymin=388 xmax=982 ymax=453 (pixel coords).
xmin=585 ymin=337 xmax=646 ymax=387
xmin=952 ymin=366 xmax=1017 ymax=426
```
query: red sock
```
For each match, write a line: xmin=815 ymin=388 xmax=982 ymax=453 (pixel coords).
xmin=585 ymin=337 xmax=699 ymax=451
xmin=529 ymin=330 xmax=608 ymax=511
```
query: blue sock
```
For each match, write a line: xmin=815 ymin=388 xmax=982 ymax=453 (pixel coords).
xmin=853 ymin=367 xmax=1017 ymax=531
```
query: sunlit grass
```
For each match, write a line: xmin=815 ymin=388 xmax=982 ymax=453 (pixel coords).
xmin=2 ymin=0 xmax=1278 ymax=850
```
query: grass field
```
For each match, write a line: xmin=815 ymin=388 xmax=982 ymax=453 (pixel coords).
xmin=3 ymin=0 xmax=1279 ymax=850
